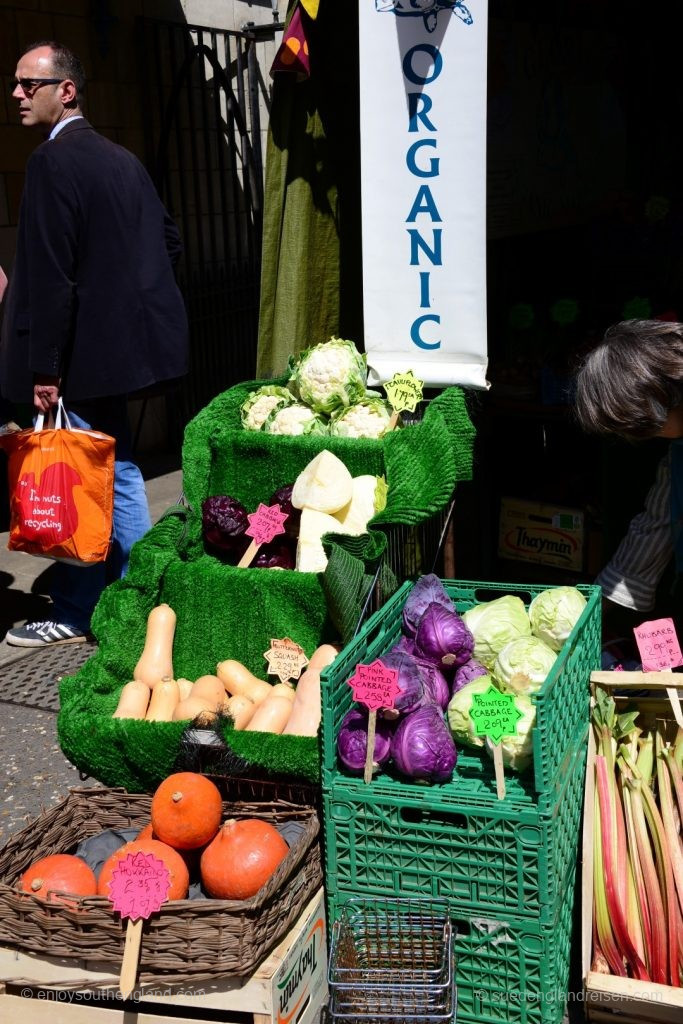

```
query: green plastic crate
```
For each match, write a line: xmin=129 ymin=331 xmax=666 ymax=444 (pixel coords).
xmin=328 ymin=884 xmax=576 ymax=1024
xmin=323 ymin=726 xmax=586 ymax=925
xmin=320 ymin=578 xmax=601 ymax=798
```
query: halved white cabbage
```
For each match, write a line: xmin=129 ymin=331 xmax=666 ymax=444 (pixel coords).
xmin=296 ymin=508 xmax=352 ymax=573
xmin=291 ymin=450 xmax=353 ymax=514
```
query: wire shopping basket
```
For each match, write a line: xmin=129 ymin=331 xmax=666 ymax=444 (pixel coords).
xmin=328 ymin=896 xmax=457 ymax=1022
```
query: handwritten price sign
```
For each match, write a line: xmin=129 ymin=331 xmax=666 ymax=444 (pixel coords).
xmin=108 ymin=852 xmax=171 ymax=922
xmin=469 ymin=685 xmax=523 ymax=744
xmin=384 ymin=370 xmax=424 ymax=414
xmin=264 ymin=637 xmax=309 ymax=682
xmin=246 ymin=503 xmax=289 ymax=546
xmin=633 ymin=617 xmax=683 ymax=672
xmin=348 ymin=660 xmax=400 ymax=711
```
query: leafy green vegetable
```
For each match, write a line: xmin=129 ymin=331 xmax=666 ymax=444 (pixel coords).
xmin=492 ymin=636 xmax=557 ymax=695
xmin=485 ymin=693 xmax=536 ymax=772
xmin=446 ymin=675 xmax=496 ymax=750
xmin=461 ymin=595 xmax=531 ymax=670
xmin=528 ymin=586 xmax=587 ymax=652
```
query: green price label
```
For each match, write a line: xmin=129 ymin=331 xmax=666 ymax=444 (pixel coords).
xmin=469 ymin=685 xmax=523 ymax=743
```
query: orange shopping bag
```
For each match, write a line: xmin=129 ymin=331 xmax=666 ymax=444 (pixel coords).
xmin=0 ymin=400 xmax=115 ymax=564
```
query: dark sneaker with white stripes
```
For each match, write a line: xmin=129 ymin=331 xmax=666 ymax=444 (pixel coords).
xmin=4 ymin=621 xmax=88 ymax=647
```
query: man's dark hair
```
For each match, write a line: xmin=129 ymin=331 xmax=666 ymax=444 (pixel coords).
xmin=574 ymin=319 xmax=683 ymax=439
xmin=22 ymin=40 xmax=86 ymax=107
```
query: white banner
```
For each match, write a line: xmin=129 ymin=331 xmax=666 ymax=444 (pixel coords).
xmin=360 ymin=1 xmax=489 ymax=389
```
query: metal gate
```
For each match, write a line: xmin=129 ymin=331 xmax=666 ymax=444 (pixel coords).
xmin=137 ymin=17 xmax=277 ymax=444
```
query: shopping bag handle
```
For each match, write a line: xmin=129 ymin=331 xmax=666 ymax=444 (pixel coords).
xmin=34 ymin=397 xmax=72 ymax=433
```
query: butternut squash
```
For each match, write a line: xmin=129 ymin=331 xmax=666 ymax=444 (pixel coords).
xmin=145 ymin=677 xmax=180 ymax=722
xmin=113 ymin=680 xmax=151 ymax=720
xmin=223 ymin=694 xmax=256 ymax=730
xmin=307 ymin=643 xmax=340 ymax=673
xmin=282 ymin=668 xmax=321 ymax=737
xmin=270 ymin=682 xmax=296 ymax=703
xmin=173 ymin=695 xmax=217 ymax=726
xmin=190 ymin=675 xmax=225 ymax=710
xmin=245 ymin=694 xmax=293 ymax=734
xmin=176 ymin=678 xmax=194 ymax=701
xmin=134 ymin=604 xmax=176 ymax=688
xmin=216 ymin=660 xmax=272 ymax=705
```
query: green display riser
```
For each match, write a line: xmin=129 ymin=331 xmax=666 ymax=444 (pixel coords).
xmin=320 ymin=578 xmax=602 ymax=800
xmin=322 ymin=729 xmax=587 ymax=925
xmin=327 ymin=886 xmax=576 ymax=1024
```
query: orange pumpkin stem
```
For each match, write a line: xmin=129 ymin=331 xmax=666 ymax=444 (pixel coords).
xmin=31 ymin=879 xmax=42 ymax=891
xmin=172 ymin=792 xmax=183 ymax=802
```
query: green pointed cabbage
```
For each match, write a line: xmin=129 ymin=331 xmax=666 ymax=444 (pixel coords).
xmin=528 ymin=586 xmax=587 ymax=652
xmin=492 ymin=636 xmax=557 ymax=696
xmin=461 ymin=595 xmax=531 ymax=670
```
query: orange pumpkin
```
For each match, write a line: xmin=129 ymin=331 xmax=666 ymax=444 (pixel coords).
xmin=97 ymin=838 xmax=189 ymax=900
xmin=199 ymin=818 xmax=289 ymax=900
xmin=150 ymin=772 xmax=222 ymax=851
xmin=20 ymin=853 xmax=97 ymax=905
xmin=135 ymin=821 xmax=200 ymax=874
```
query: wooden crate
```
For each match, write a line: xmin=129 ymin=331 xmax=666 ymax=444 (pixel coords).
xmin=0 ymin=889 xmax=327 ymax=1024
xmin=581 ymin=671 xmax=683 ymax=1023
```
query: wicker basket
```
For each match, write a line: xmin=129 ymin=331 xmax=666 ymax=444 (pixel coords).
xmin=0 ymin=787 xmax=322 ymax=983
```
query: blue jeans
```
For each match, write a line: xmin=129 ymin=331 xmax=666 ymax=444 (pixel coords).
xmin=49 ymin=398 xmax=151 ymax=632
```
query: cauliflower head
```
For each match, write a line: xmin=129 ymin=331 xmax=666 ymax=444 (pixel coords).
xmin=264 ymin=403 xmax=329 ymax=436
xmin=240 ymin=385 xmax=293 ymax=431
xmin=292 ymin=337 xmax=367 ymax=415
xmin=330 ymin=398 xmax=394 ymax=439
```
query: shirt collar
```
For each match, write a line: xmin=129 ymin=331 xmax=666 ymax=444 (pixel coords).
xmin=49 ymin=115 xmax=84 ymax=141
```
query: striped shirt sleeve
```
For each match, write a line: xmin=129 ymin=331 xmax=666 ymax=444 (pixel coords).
xmin=595 ymin=451 xmax=672 ymax=612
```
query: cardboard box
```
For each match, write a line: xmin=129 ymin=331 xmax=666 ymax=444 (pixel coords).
xmin=0 ymin=889 xmax=327 ymax=1024
xmin=581 ymin=674 xmax=683 ymax=1022
xmin=498 ymin=497 xmax=584 ymax=571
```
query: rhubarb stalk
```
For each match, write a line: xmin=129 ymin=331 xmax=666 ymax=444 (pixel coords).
xmin=595 ymin=755 xmax=649 ymax=979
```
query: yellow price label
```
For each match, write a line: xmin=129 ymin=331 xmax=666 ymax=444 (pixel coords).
xmin=384 ymin=370 xmax=424 ymax=413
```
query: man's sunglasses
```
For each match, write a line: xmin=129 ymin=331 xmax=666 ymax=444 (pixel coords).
xmin=11 ymin=77 xmax=64 ymax=94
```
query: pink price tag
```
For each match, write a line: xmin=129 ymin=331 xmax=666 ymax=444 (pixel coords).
xmin=633 ymin=617 xmax=683 ymax=672
xmin=348 ymin=660 xmax=400 ymax=711
xmin=108 ymin=852 xmax=171 ymax=922
xmin=246 ymin=503 xmax=288 ymax=546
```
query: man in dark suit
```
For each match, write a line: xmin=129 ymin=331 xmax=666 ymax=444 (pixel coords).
xmin=0 ymin=41 xmax=189 ymax=646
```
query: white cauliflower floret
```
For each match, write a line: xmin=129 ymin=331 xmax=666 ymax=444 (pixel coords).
xmin=240 ymin=385 xmax=293 ymax=431
xmin=330 ymin=399 xmax=393 ymax=439
xmin=264 ymin=403 xmax=328 ymax=436
xmin=293 ymin=338 xmax=367 ymax=415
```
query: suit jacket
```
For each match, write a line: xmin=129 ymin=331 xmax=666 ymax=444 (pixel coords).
xmin=0 ymin=119 xmax=188 ymax=403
